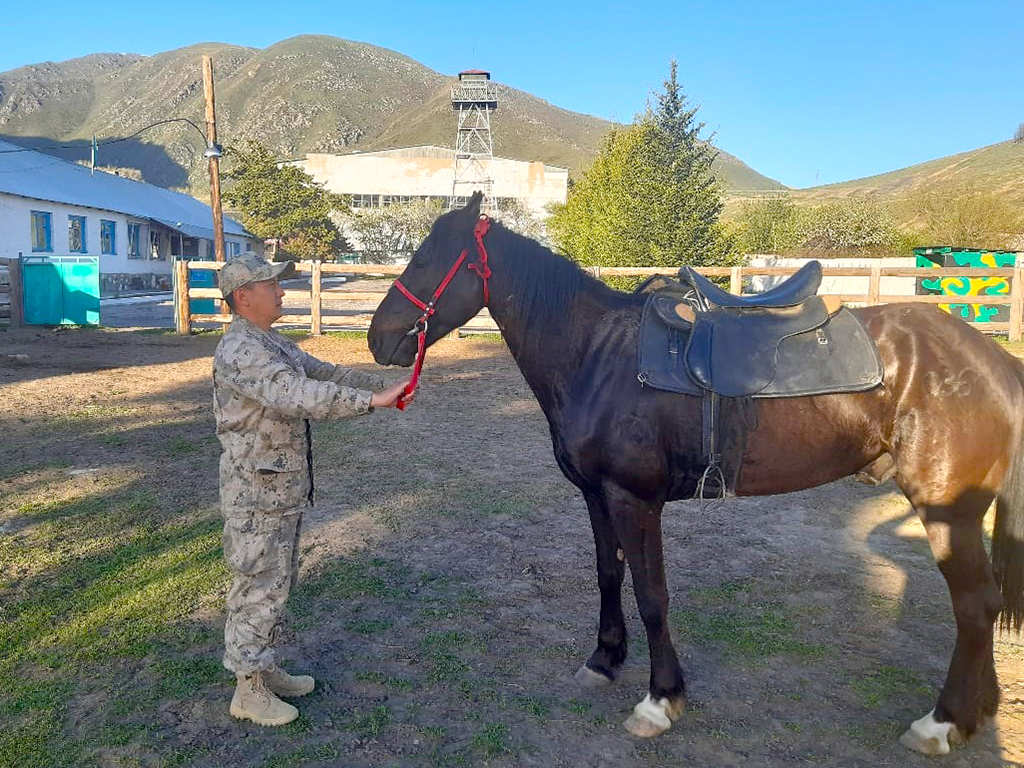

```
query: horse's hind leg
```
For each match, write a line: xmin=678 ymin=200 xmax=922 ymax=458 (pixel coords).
xmin=898 ymin=488 xmax=1003 ymax=755
xmin=576 ymin=490 xmax=628 ymax=687
xmin=602 ymin=481 xmax=686 ymax=738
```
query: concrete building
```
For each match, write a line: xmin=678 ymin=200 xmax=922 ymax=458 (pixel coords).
xmin=290 ymin=146 xmax=568 ymax=220
xmin=0 ymin=139 xmax=259 ymax=296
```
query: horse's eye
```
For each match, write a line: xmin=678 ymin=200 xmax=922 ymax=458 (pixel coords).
xmin=412 ymin=255 xmax=428 ymax=268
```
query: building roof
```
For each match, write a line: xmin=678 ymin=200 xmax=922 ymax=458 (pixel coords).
xmin=0 ymin=139 xmax=251 ymax=240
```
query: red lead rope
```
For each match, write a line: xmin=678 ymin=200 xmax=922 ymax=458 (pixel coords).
xmin=393 ymin=216 xmax=491 ymax=410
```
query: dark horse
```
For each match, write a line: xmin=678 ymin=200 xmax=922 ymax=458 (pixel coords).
xmin=368 ymin=193 xmax=1024 ymax=755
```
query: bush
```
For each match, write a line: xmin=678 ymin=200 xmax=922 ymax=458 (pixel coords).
xmin=904 ymin=186 xmax=1024 ymax=250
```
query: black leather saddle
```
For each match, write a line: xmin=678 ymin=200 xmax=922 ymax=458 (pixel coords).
xmin=637 ymin=261 xmax=883 ymax=399
xmin=681 ymin=260 xmax=822 ymax=308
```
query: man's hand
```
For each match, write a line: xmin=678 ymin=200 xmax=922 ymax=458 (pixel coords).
xmin=371 ymin=377 xmax=415 ymax=409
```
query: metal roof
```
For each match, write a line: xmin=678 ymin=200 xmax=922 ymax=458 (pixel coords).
xmin=0 ymin=139 xmax=251 ymax=240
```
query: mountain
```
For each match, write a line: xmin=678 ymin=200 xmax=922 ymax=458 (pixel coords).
xmin=793 ymin=140 xmax=1024 ymax=204
xmin=0 ymin=35 xmax=783 ymax=197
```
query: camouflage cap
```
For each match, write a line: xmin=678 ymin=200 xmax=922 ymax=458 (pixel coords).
xmin=218 ymin=253 xmax=294 ymax=298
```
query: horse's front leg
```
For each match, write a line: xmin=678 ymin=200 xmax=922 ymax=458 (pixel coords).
xmin=604 ymin=480 xmax=686 ymax=737
xmin=575 ymin=489 xmax=628 ymax=688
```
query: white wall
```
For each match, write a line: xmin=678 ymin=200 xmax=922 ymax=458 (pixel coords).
xmin=0 ymin=192 xmax=258 ymax=293
xmin=747 ymin=255 xmax=919 ymax=297
xmin=297 ymin=148 xmax=568 ymax=219
xmin=0 ymin=192 xmax=170 ymax=276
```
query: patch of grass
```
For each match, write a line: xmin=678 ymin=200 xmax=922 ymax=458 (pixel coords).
xmin=348 ymin=705 xmax=391 ymax=740
xmin=353 ymin=670 xmax=414 ymax=692
xmin=152 ymin=656 xmax=228 ymax=699
xmin=566 ymin=698 xmax=591 ymax=716
xmin=471 ymin=722 xmax=511 ymax=759
xmin=844 ymin=720 xmax=904 ymax=749
xmin=862 ymin=592 xmax=903 ymax=623
xmin=849 ymin=665 xmax=931 ymax=709
xmin=346 ymin=617 xmax=394 ymax=635
xmin=673 ymin=580 xmax=829 ymax=662
xmin=0 ymin=461 xmax=70 ymax=483
xmin=291 ymin=556 xmax=401 ymax=615
xmin=262 ymin=740 xmax=342 ymax=768
xmin=0 ymin=712 xmax=83 ymax=768
xmin=514 ymin=695 xmax=550 ymax=721
xmin=165 ymin=436 xmax=199 ymax=456
xmin=420 ymin=632 xmax=471 ymax=683
xmin=324 ymin=330 xmax=368 ymax=340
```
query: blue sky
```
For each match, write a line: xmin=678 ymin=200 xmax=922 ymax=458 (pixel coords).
xmin=3 ymin=0 xmax=1021 ymax=188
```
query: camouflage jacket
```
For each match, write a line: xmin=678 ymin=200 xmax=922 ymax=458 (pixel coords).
xmin=213 ymin=316 xmax=386 ymax=517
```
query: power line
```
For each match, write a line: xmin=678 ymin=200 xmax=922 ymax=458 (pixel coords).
xmin=0 ymin=117 xmax=210 ymax=154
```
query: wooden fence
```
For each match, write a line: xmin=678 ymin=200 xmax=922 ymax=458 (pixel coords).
xmin=174 ymin=260 xmax=1024 ymax=341
xmin=0 ymin=258 xmax=22 ymax=328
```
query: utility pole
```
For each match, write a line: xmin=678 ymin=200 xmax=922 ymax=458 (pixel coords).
xmin=202 ymin=55 xmax=226 ymax=264
xmin=202 ymin=54 xmax=228 ymax=327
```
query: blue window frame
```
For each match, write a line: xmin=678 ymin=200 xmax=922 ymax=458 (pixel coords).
xmin=68 ymin=215 xmax=87 ymax=253
xmin=100 ymin=220 xmax=116 ymax=255
xmin=227 ymin=240 xmax=241 ymax=257
xmin=127 ymin=223 xmax=142 ymax=259
xmin=30 ymin=211 xmax=52 ymax=252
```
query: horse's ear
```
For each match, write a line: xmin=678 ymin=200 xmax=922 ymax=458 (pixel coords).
xmin=463 ymin=191 xmax=484 ymax=220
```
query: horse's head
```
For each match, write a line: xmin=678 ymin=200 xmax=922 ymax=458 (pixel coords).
xmin=368 ymin=192 xmax=489 ymax=366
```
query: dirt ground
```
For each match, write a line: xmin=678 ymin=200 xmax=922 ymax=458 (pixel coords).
xmin=1 ymin=326 xmax=1022 ymax=768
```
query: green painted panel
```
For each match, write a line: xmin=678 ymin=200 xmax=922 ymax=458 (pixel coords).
xmin=22 ymin=256 xmax=99 ymax=326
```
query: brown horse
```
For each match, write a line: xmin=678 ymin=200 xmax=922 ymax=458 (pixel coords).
xmin=367 ymin=193 xmax=1024 ymax=755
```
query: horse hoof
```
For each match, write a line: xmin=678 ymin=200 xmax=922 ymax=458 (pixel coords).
xmin=622 ymin=693 xmax=679 ymax=738
xmin=574 ymin=664 xmax=613 ymax=689
xmin=899 ymin=709 xmax=962 ymax=756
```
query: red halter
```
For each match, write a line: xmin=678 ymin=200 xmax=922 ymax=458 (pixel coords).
xmin=391 ymin=216 xmax=492 ymax=409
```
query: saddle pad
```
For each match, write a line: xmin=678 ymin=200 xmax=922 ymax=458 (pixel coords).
xmin=638 ymin=296 xmax=884 ymax=398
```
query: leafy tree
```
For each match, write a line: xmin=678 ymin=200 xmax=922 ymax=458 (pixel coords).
xmin=735 ymin=194 xmax=804 ymax=254
xmin=343 ymin=199 xmax=443 ymax=263
xmin=908 ymin=185 xmax=1024 ymax=249
xmin=495 ymin=199 xmax=548 ymax=244
xmin=548 ymin=61 xmax=737 ymax=275
xmin=799 ymin=197 xmax=900 ymax=252
xmin=223 ymin=141 xmax=349 ymax=261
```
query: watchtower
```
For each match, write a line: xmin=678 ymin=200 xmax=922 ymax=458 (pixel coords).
xmin=451 ymin=70 xmax=498 ymax=212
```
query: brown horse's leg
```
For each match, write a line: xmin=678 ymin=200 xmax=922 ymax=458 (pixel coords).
xmin=602 ymin=481 xmax=685 ymax=737
xmin=576 ymin=490 xmax=628 ymax=687
xmin=899 ymin=490 xmax=1003 ymax=755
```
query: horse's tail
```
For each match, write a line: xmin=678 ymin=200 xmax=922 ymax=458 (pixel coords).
xmin=994 ymin=394 xmax=1024 ymax=633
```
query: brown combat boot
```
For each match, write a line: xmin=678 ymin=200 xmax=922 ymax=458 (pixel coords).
xmin=229 ymin=671 xmax=299 ymax=726
xmin=263 ymin=665 xmax=315 ymax=698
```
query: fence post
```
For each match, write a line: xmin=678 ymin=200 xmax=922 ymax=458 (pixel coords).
xmin=1010 ymin=266 xmax=1024 ymax=342
xmin=7 ymin=256 xmax=23 ymax=328
xmin=310 ymin=260 xmax=322 ymax=336
xmin=175 ymin=259 xmax=191 ymax=335
xmin=868 ymin=266 xmax=882 ymax=306
xmin=730 ymin=266 xmax=743 ymax=295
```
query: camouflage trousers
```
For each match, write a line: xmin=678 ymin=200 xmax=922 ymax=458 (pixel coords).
xmin=222 ymin=508 xmax=304 ymax=674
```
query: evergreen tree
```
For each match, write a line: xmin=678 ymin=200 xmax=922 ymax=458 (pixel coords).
xmin=223 ymin=141 xmax=349 ymax=261
xmin=549 ymin=61 xmax=736 ymax=273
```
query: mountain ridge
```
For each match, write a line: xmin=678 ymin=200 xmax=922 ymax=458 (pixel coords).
xmin=0 ymin=35 xmax=784 ymax=196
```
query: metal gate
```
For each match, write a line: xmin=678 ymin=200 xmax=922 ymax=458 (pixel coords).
xmin=22 ymin=256 xmax=100 ymax=325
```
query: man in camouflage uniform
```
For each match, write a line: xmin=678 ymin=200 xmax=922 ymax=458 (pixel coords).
xmin=213 ymin=253 xmax=411 ymax=726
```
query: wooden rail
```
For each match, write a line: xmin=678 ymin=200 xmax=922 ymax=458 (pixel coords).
xmin=0 ymin=258 xmax=22 ymax=328
xmin=173 ymin=260 xmax=1024 ymax=341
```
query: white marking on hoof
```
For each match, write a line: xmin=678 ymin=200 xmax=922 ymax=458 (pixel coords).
xmin=899 ymin=709 xmax=961 ymax=756
xmin=574 ymin=664 xmax=613 ymax=689
xmin=623 ymin=693 xmax=675 ymax=738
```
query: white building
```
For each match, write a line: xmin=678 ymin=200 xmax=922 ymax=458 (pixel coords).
xmin=290 ymin=146 xmax=569 ymax=220
xmin=0 ymin=139 xmax=260 ymax=296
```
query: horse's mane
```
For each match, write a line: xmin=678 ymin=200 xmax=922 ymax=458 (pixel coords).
xmin=493 ymin=222 xmax=636 ymax=329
